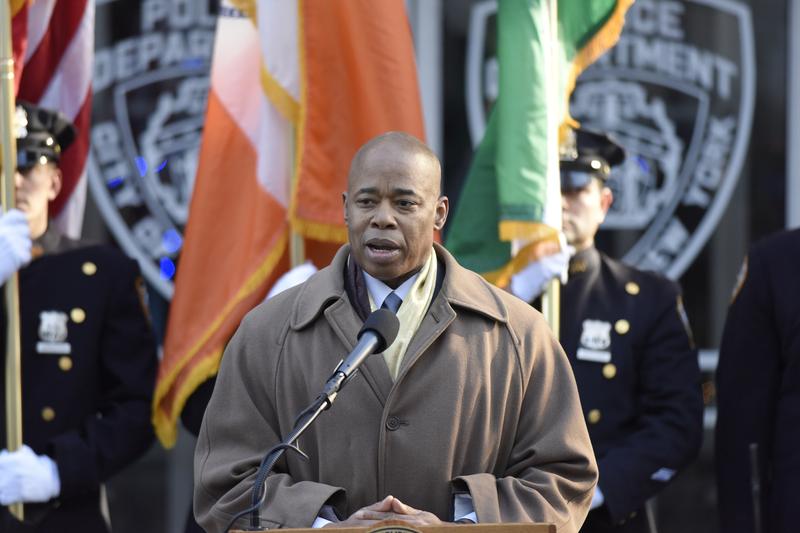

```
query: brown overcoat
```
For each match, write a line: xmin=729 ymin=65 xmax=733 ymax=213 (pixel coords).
xmin=194 ymin=244 xmax=597 ymax=532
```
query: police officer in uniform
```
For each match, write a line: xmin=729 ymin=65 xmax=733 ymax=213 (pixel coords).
xmin=0 ymin=102 xmax=158 ymax=532
xmin=715 ymin=228 xmax=800 ymax=533
xmin=511 ymin=129 xmax=704 ymax=532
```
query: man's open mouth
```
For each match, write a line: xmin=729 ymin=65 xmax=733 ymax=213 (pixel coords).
xmin=365 ymin=239 xmax=401 ymax=261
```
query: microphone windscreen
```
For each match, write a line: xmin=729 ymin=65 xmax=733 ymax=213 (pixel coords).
xmin=358 ymin=309 xmax=400 ymax=352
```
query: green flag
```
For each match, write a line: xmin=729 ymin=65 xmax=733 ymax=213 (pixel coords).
xmin=447 ymin=0 xmax=632 ymax=287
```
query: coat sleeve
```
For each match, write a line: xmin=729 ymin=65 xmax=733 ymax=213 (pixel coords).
xmin=597 ymin=282 xmax=703 ymax=523
xmin=453 ymin=313 xmax=598 ymax=533
xmin=194 ymin=311 xmax=346 ymax=532
xmin=48 ymin=257 xmax=157 ymax=498
xmin=715 ymin=248 xmax=780 ymax=533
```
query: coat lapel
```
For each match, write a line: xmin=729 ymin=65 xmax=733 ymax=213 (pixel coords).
xmin=291 ymin=245 xmax=394 ymax=407
xmin=323 ymin=298 xmax=394 ymax=406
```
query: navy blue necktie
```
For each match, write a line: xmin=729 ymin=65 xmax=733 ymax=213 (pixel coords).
xmin=381 ymin=292 xmax=402 ymax=314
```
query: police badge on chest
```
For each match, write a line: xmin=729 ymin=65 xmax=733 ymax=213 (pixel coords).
xmin=576 ymin=319 xmax=612 ymax=363
xmin=36 ymin=311 xmax=72 ymax=354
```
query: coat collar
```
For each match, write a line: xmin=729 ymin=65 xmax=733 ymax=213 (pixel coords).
xmin=290 ymin=242 xmax=508 ymax=330
xmin=433 ymin=243 xmax=508 ymax=323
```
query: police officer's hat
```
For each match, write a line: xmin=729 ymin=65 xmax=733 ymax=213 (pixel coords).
xmin=560 ymin=128 xmax=625 ymax=192
xmin=14 ymin=101 xmax=76 ymax=172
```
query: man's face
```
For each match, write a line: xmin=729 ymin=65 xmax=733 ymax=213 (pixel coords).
xmin=344 ymin=144 xmax=448 ymax=288
xmin=561 ymin=179 xmax=612 ymax=251
xmin=15 ymin=162 xmax=61 ymax=225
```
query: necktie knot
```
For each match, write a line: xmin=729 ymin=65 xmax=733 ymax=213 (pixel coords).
xmin=381 ymin=292 xmax=402 ymax=314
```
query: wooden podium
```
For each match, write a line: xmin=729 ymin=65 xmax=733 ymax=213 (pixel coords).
xmin=233 ymin=522 xmax=555 ymax=533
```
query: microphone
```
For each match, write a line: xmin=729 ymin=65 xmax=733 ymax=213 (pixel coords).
xmin=322 ymin=309 xmax=399 ymax=398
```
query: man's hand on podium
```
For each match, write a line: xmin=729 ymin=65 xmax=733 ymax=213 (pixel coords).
xmin=324 ymin=495 xmax=444 ymax=528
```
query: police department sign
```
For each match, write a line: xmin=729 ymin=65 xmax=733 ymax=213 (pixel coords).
xmin=88 ymin=0 xmax=216 ymax=298
xmin=466 ymin=0 xmax=755 ymax=279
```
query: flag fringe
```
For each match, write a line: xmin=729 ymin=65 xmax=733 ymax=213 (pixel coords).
xmin=565 ymin=0 xmax=634 ymax=99
xmin=483 ymin=227 xmax=561 ymax=288
xmin=498 ymin=220 xmax=559 ymax=243
xmin=261 ymin=65 xmax=300 ymax=124
xmin=152 ymin=231 xmax=288 ymax=448
xmin=152 ymin=348 xmax=222 ymax=448
xmin=291 ymin=217 xmax=349 ymax=243
xmin=11 ymin=0 xmax=26 ymax=17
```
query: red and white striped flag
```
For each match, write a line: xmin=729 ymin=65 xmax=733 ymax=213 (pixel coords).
xmin=11 ymin=0 xmax=94 ymax=238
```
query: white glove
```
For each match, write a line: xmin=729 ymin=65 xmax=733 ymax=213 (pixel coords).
xmin=0 ymin=444 xmax=61 ymax=505
xmin=0 ymin=209 xmax=32 ymax=285
xmin=266 ymin=261 xmax=318 ymax=300
xmin=510 ymin=239 xmax=575 ymax=302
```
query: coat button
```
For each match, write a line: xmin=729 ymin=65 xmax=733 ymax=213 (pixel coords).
xmin=58 ymin=356 xmax=73 ymax=372
xmin=587 ymin=409 xmax=601 ymax=424
xmin=386 ymin=416 xmax=401 ymax=431
xmin=614 ymin=319 xmax=630 ymax=335
xmin=71 ymin=308 xmax=86 ymax=323
xmin=41 ymin=407 xmax=56 ymax=422
xmin=625 ymin=282 xmax=640 ymax=295
xmin=82 ymin=262 xmax=97 ymax=276
xmin=602 ymin=363 xmax=617 ymax=379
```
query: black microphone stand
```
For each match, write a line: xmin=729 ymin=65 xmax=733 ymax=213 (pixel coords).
xmin=223 ymin=309 xmax=398 ymax=532
xmin=222 ymin=365 xmax=348 ymax=532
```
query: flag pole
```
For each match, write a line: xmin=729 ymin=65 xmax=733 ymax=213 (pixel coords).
xmin=290 ymin=231 xmax=304 ymax=267
xmin=289 ymin=129 xmax=304 ymax=267
xmin=540 ymin=0 xmax=560 ymax=338
xmin=0 ymin=0 xmax=25 ymax=522
xmin=542 ymin=279 xmax=560 ymax=337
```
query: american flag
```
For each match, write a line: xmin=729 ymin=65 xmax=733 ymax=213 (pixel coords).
xmin=11 ymin=0 xmax=94 ymax=238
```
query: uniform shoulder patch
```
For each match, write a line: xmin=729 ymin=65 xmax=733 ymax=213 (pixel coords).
xmin=729 ymin=255 xmax=748 ymax=304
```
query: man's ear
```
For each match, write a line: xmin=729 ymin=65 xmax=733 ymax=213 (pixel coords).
xmin=47 ymin=167 xmax=63 ymax=201
xmin=599 ymin=186 xmax=613 ymax=217
xmin=342 ymin=192 xmax=348 ymax=225
xmin=433 ymin=196 xmax=449 ymax=231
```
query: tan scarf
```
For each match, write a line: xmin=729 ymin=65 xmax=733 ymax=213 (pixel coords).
xmin=368 ymin=249 xmax=437 ymax=380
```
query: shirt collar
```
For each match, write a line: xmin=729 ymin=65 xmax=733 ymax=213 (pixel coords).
xmin=362 ymin=269 xmax=420 ymax=308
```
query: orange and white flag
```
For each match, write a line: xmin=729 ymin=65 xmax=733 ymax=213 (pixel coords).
xmin=154 ymin=0 xmax=425 ymax=447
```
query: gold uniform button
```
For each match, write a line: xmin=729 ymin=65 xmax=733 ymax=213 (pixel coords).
xmin=71 ymin=308 xmax=86 ymax=323
xmin=82 ymin=262 xmax=97 ymax=276
xmin=625 ymin=282 xmax=640 ymax=295
xmin=41 ymin=407 xmax=56 ymax=422
xmin=603 ymin=363 xmax=617 ymax=379
xmin=58 ymin=356 xmax=73 ymax=372
xmin=615 ymin=319 xmax=630 ymax=335
xmin=587 ymin=409 xmax=602 ymax=424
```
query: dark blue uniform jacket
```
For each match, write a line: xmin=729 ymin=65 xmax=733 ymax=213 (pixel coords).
xmin=0 ymin=227 xmax=157 ymax=532
xmin=558 ymin=247 xmax=703 ymax=532
xmin=715 ymin=228 xmax=800 ymax=533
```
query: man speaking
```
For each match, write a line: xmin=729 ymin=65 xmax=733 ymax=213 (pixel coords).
xmin=194 ymin=132 xmax=597 ymax=532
